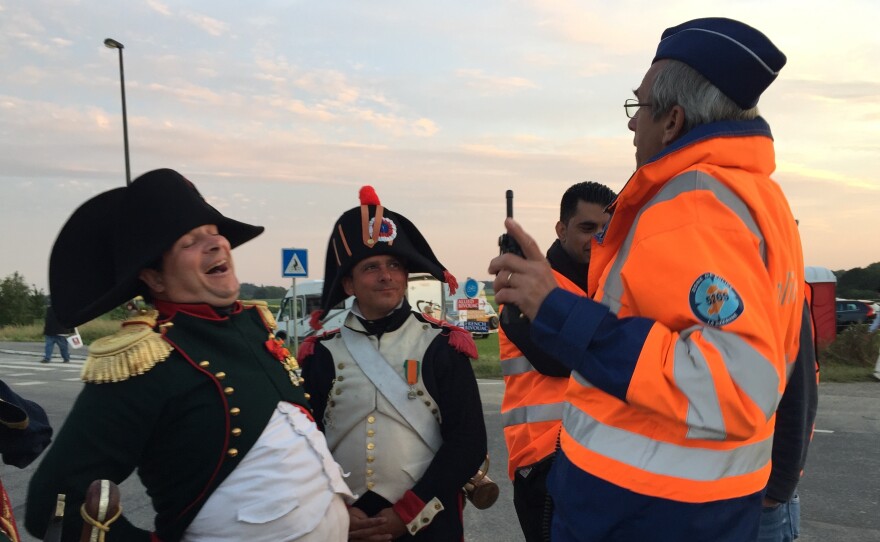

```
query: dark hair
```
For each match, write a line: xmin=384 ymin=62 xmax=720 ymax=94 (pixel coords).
xmin=559 ymin=181 xmax=616 ymax=223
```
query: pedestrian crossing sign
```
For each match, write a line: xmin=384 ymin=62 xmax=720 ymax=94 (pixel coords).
xmin=281 ymin=248 xmax=308 ymax=278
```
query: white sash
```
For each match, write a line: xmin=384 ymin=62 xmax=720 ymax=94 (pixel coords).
xmin=340 ymin=326 xmax=442 ymax=453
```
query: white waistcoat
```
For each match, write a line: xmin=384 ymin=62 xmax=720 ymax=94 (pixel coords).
xmin=183 ymin=402 xmax=353 ymax=541
xmin=321 ymin=312 xmax=442 ymax=502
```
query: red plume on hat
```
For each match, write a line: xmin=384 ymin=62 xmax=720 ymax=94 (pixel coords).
xmin=314 ymin=185 xmax=456 ymax=326
xmin=359 ymin=186 xmax=381 ymax=206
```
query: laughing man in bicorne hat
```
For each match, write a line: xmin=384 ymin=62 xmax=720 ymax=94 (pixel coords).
xmin=24 ymin=169 xmax=383 ymax=542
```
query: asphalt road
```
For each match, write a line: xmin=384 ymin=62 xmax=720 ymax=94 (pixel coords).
xmin=1 ymin=341 xmax=878 ymax=541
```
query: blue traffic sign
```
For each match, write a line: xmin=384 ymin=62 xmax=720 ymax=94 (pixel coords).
xmin=464 ymin=278 xmax=480 ymax=299
xmin=281 ymin=248 xmax=308 ymax=278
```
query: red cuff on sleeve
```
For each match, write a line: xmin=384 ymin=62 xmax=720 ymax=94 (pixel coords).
xmin=392 ymin=490 xmax=426 ymax=524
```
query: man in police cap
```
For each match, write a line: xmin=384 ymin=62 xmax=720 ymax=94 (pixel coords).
xmin=490 ymin=18 xmax=812 ymax=541
xmin=25 ymin=169 xmax=367 ymax=542
xmin=300 ymin=186 xmax=487 ymax=540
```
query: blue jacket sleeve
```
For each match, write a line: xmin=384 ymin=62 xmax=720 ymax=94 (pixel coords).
xmin=530 ymin=288 xmax=654 ymax=402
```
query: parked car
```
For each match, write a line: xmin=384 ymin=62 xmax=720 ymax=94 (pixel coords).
xmin=835 ymin=299 xmax=875 ymax=329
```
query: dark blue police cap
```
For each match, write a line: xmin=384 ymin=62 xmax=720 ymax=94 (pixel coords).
xmin=653 ymin=17 xmax=786 ymax=109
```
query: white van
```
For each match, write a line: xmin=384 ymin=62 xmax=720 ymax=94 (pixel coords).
xmin=275 ymin=275 xmax=498 ymax=341
xmin=275 ymin=280 xmax=352 ymax=342
xmin=408 ymin=274 xmax=499 ymax=339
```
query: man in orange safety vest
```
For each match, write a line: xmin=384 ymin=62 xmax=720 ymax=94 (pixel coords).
xmin=490 ymin=17 xmax=809 ymax=541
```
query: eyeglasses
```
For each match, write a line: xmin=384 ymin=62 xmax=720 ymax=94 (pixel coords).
xmin=624 ymin=98 xmax=652 ymax=119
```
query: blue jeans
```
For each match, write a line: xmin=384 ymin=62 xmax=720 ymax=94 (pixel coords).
xmin=44 ymin=335 xmax=70 ymax=362
xmin=757 ymin=494 xmax=800 ymax=542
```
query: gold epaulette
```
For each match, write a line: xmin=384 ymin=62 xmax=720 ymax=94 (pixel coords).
xmin=82 ymin=310 xmax=174 ymax=384
xmin=241 ymin=300 xmax=277 ymax=331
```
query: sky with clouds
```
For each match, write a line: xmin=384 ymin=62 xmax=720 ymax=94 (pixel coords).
xmin=2 ymin=0 xmax=878 ymax=293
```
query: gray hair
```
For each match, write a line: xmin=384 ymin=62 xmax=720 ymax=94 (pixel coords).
xmin=650 ymin=60 xmax=759 ymax=133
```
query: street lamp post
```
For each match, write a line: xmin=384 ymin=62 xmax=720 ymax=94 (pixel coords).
xmin=103 ymin=38 xmax=131 ymax=185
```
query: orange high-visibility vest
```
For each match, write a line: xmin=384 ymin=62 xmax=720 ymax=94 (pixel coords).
xmin=500 ymin=270 xmax=585 ymax=479
xmin=561 ymin=130 xmax=805 ymax=503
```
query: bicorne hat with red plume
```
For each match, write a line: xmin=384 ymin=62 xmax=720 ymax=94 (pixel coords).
xmin=315 ymin=186 xmax=457 ymax=327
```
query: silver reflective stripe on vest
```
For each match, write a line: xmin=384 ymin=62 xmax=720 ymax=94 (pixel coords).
xmin=699 ymin=327 xmax=780 ymax=420
xmin=571 ymin=369 xmax=594 ymax=389
xmin=501 ymin=355 xmax=534 ymax=376
xmin=502 ymin=402 xmax=565 ymax=428
xmin=602 ymin=170 xmax=766 ymax=314
xmin=562 ymin=403 xmax=773 ymax=481
xmin=675 ymin=326 xmax=726 ymax=440
xmin=675 ymin=326 xmax=780 ymax=439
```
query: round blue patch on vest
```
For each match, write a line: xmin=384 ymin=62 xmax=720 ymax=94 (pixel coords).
xmin=689 ymin=273 xmax=744 ymax=327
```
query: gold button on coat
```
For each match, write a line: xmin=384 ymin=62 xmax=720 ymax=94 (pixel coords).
xmin=215 ymin=371 xmax=226 ymax=380
xmin=367 ymin=443 xmax=375 ymax=450
xmin=367 ymin=416 xmax=376 ymax=423
xmin=199 ymin=361 xmax=210 ymax=368
xmin=231 ymin=428 xmax=242 ymax=437
xmin=227 ymin=448 xmax=238 ymax=457
xmin=230 ymin=407 xmax=241 ymax=416
xmin=224 ymin=387 xmax=234 ymax=395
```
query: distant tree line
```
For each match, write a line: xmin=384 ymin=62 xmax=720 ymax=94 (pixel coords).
xmin=0 ymin=272 xmax=46 ymax=326
xmin=834 ymin=262 xmax=880 ymax=300
xmin=239 ymin=283 xmax=287 ymax=301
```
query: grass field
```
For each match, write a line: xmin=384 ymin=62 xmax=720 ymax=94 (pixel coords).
xmin=4 ymin=307 xmax=876 ymax=383
xmin=472 ymin=334 xmax=501 ymax=379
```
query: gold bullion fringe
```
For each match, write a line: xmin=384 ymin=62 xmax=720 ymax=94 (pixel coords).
xmin=242 ymin=300 xmax=278 ymax=330
xmin=81 ymin=310 xmax=174 ymax=384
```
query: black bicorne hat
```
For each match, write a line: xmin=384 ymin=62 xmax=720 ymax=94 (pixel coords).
xmin=315 ymin=186 xmax=457 ymax=326
xmin=49 ymin=168 xmax=264 ymax=327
